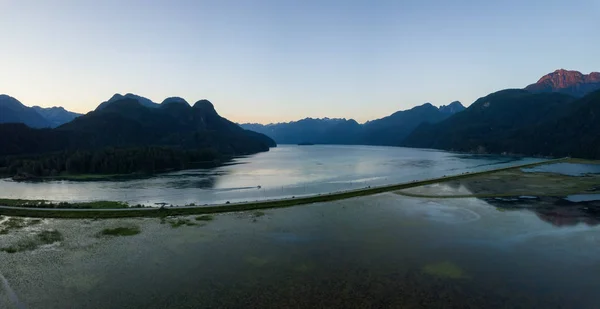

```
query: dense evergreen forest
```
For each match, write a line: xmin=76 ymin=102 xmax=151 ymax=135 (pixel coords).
xmin=403 ymin=89 xmax=600 ymax=159
xmin=0 ymin=147 xmax=220 ymax=178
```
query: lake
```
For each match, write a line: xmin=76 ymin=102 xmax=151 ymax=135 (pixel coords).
xmin=0 ymin=145 xmax=543 ymax=206
xmin=1 ymin=192 xmax=599 ymax=308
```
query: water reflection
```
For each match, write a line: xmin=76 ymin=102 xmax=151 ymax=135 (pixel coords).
xmin=447 ymin=181 xmax=600 ymax=227
xmin=523 ymin=162 xmax=600 ymax=176
xmin=3 ymin=193 xmax=600 ymax=308
xmin=0 ymin=145 xmax=544 ymax=206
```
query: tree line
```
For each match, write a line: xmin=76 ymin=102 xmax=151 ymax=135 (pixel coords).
xmin=0 ymin=146 xmax=221 ymax=178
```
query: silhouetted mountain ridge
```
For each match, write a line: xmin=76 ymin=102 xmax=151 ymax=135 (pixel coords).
xmin=0 ymin=95 xmax=82 ymax=128
xmin=32 ymin=106 xmax=82 ymax=128
xmin=439 ymin=101 xmax=466 ymax=114
xmin=96 ymin=93 xmax=160 ymax=110
xmin=240 ymin=102 xmax=464 ymax=145
xmin=402 ymin=88 xmax=600 ymax=157
xmin=0 ymin=97 xmax=276 ymax=158
xmin=0 ymin=95 xmax=52 ymax=128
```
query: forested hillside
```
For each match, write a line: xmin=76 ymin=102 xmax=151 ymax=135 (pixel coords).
xmin=0 ymin=97 xmax=275 ymax=178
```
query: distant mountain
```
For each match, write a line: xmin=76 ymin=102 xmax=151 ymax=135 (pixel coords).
xmin=403 ymin=89 xmax=576 ymax=153
xmin=0 ymin=97 xmax=276 ymax=157
xmin=160 ymin=97 xmax=189 ymax=107
xmin=96 ymin=93 xmax=160 ymax=110
xmin=438 ymin=101 xmax=466 ymax=114
xmin=0 ymin=95 xmax=52 ymax=128
xmin=240 ymin=102 xmax=463 ymax=146
xmin=525 ymin=69 xmax=600 ymax=97
xmin=32 ymin=106 xmax=82 ymax=128
xmin=241 ymin=118 xmax=362 ymax=145
xmin=361 ymin=103 xmax=451 ymax=146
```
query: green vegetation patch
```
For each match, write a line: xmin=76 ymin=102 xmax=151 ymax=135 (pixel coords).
xmin=37 ymin=230 xmax=64 ymax=243
xmin=1 ymin=239 xmax=39 ymax=253
xmin=0 ymin=198 xmax=129 ymax=209
xmin=253 ymin=211 xmax=266 ymax=217
xmin=164 ymin=218 xmax=197 ymax=228
xmin=422 ymin=261 xmax=468 ymax=279
xmin=245 ymin=256 xmax=269 ymax=267
xmin=195 ymin=215 xmax=214 ymax=221
xmin=292 ymin=262 xmax=315 ymax=273
xmin=1 ymin=229 xmax=63 ymax=253
xmin=100 ymin=226 xmax=141 ymax=237
xmin=0 ymin=217 xmax=41 ymax=235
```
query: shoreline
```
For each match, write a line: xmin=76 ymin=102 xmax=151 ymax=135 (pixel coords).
xmin=0 ymin=158 xmax=568 ymax=219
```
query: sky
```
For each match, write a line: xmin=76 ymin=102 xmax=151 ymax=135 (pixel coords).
xmin=0 ymin=0 xmax=598 ymax=124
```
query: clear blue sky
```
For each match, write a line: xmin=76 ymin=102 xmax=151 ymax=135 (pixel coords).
xmin=1 ymin=0 xmax=598 ymax=123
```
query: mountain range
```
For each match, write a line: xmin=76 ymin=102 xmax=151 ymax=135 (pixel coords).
xmin=2 ymin=68 xmax=600 ymax=165
xmin=241 ymin=69 xmax=600 ymax=156
xmin=0 ymin=95 xmax=82 ymax=128
xmin=240 ymin=102 xmax=466 ymax=145
xmin=0 ymin=95 xmax=275 ymax=156
xmin=31 ymin=106 xmax=82 ymax=128
xmin=0 ymin=94 xmax=276 ymax=178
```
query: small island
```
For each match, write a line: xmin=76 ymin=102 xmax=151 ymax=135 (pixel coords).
xmin=297 ymin=142 xmax=315 ymax=146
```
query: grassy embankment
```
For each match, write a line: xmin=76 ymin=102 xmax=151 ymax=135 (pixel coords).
xmin=0 ymin=158 xmax=568 ymax=219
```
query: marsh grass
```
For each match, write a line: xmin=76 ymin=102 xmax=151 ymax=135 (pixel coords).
xmin=1 ymin=229 xmax=63 ymax=253
xmin=1 ymin=239 xmax=38 ymax=253
xmin=422 ymin=261 xmax=468 ymax=279
xmin=100 ymin=226 xmax=141 ymax=236
xmin=245 ymin=256 xmax=269 ymax=267
xmin=168 ymin=218 xmax=197 ymax=228
xmin=37 ymin=230 xmax=63 ymax=243
xmin=0 ymin=217 xmax=41 ymax=235
xmin=195 ymin=215 xmax=214 ymax=221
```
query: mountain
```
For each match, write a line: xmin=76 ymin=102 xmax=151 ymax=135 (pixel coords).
xmin=498 ymin=89 xmax=600 ymax=158
xmin=361 ymin=103 xmax=452 ymax=146
xmin=0 ymin=95 xmax=52 ymax=128
xmin=32 ymin=106 xmax=82 ymax=128
xmin=439 ymin=101 xmax=466 ymax=114
xmin=525 ymin=69 xmax=600 ymax=97
xmin=0 ymin=97 xmax=276 ymax=157
xmin=241 ymin=118 xmax=362 ymax=145
xmin=161 ymin=97 xmax=188 ymax=104
xmin=403 ymin=89 xmax=576 ymax=153
xmin=95 ymin=93 xmax=160 ymax=110
xmin=240 ymin=102 xmax=463 ymax=146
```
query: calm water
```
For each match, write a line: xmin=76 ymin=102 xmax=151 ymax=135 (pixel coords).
xmin=0 ymin=145 xmax=543 ymax=206
xmin=566 ymin=194 xmax=600 ymax=202
xmin=523 ymin=162 xmax=600 ymax=176
xmin=2 ymin=192 xmax=599 ymax=308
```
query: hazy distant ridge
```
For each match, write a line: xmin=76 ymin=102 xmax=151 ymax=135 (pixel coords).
xmin=240 ymin=102 xmax=465 ymax=145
